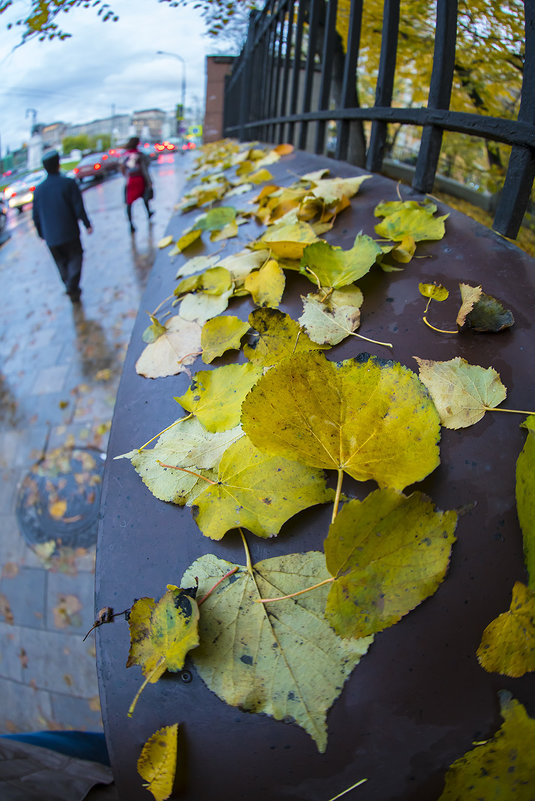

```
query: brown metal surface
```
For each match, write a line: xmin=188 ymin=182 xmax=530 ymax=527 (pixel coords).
xmin=96 ymin=150 xmax=535 ymax=801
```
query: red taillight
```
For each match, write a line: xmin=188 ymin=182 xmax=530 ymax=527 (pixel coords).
xmin=74 ymin=167 xmax=79 ymax=174
xmin=11 ymin=191 xmax=16 ymax=197
xmin=102 ymin=154 xmax=108 ymax=160
xmin=29 ymin=186 xmax=35 ymax=192
xmin=94 ymin=163 xmax=101 ymax=170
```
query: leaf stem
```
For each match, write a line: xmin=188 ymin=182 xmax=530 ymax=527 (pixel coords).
xmin=198 ymin=566 xmax=239 ymax=605
xmin=239 ymin=528 xmax=254 ymax=576
xmin=151 ymin=293 xmax=175 ymax=317
xmin=156 ymin=463 xmax=217 ymax=484
xmin=422 ymin=315 xmax=458 ymax=335
xmin=350 ymin=331 xmax=393 ymax=349
xmin=136 ymin=415 xmax=192 ymax=453
xmin=255 ymin=577 xmax=334 ymax=604
xmin=332 ymin=469 xmax=344 ymax=522
xmin=327 ymin=778 xmax=368 ymax=801
xmin=486 ymin=406 xmax=535 ymax=416
xmin=128 ymin=656 xmax=165 ymax=718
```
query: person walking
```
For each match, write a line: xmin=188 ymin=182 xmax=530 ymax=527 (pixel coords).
xmin=32 ymin=149 xmax=93 ymax=303
xmin=121 ymin=136 xmax=153 ymax=233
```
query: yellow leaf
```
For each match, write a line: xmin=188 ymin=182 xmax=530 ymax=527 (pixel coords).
xmin=244 ymin=307 xmax=327 ymax=367
xmin=135 ymin=316 xmax=202 ymax=379
xmin=201 ymin=315 xmax=250 ymax=363
xmin=176 ymin=228 xmax=202 ymax=251
xmin=137 ymin=724 xmax=178 ymax=801
xmin=243 ymin=258 xmax=286 ymax=307
xmin=273 ymin=143 xmax=294 ymax=155
xmin=310 ymin=174 xmax=372 ymax=204
xmin=49 ymin=499 xmax=67 ymax=519
xmin=517 ymin=416 xmax=535 ymax=587
xmin=418 ymin=282 xmax=449 ymax=301
xmin=158 ymin=235 xmax=174 ymax=249
xmin=255 ymin=221 xmax=319 ymax=260
xmin=210 ymin=220 xmax=238 ymax=241
xmin=248 ymin=168 xmax=273 ymax=184
xmin=477 ymin=582 xmax=535 ymax=677
xmin=456 ymin=283 xmax=482 ymax=327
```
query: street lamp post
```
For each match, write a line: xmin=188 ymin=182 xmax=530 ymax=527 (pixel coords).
xmin=156 ymin=50 xmax=187 ymax=137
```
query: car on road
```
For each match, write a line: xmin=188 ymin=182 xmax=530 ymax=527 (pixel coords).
xmin=3 ymin=170 xmax=47 ymax=213
xmin=73 ymin=151 xmax=120 ymax=183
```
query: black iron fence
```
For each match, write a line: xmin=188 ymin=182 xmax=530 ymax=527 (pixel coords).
xmin=223 ymin=0 xmax=535 ymax=239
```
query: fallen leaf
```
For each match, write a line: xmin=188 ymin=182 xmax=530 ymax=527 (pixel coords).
xmin=310 ymin=174 xmax=372 ymax=204
xmin=194 ymin=206 xmax=236 ymax=231
xmin=457 ymin=283 xmax=515 ymax=332
xmin=414 ymin=355 xmax=507 ymax=429
xmin=300 ymin=234 xmax=382 ymax=289
xmin=49 ymin=499 xmax=67 ymax=520
xmin=176 ymin=228 xmax=202 ymax=252
xmin=176 ymin=362 xmax=263 ymax=432
xmin=0 ymin=593 xmax=14 ymax=624
xmin=192 ymin=435 xmax=334 ymax=539
xmin=375 ymin=199 xmax=448 ymax=242
xmin=135 ymin=316 xmax=202 ymax=379
xmin=437 ymin=691 xmax=535 ymax=800
xmin=142 ymin=315 xmax=167 ymax=344
xmin=324 ymin=489 xmax=457 ymax=638
xmin=242 ymin=351 xmax=441 ymax=490
xmin=201 ymin=316 xmax=250 ymax=363
xmin=298 ymin=290 xmax=362 ymax=345
xmin=179 ymin=288 xmax=233 ymax=325
xmin=137 ymin=724 xmax=178 ymax=801
xmin=243 ymin=307 xmax=327 ymax=367
xmin=419 ymin=282 xmax=449 ymax=301
xmin=181 ymin=551 xmax=372 ymax=751
xmin=176 ymin=254 xmax=217 ymax=279
xmin=477 ymin=581 xmax=535 ymax=677
xmin=53 ymin=593 xmax=83 ymax=628
xmin=158 ymin=235 xmax=174 ymax=249
xmin=255 ymin=221 xmax=319 ymax=260
xmin=516 ymin=416 xmax=535 ymax=586
xmin=243 ymin=258 xmax=286 ymax=307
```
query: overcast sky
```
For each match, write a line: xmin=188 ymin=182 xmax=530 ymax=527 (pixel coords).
xmin=0 ymin=0 xmax=225 ymax=153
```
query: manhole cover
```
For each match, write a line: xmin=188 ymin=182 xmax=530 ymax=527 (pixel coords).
xmin=16 ymin=446 xmax=106 ymax=550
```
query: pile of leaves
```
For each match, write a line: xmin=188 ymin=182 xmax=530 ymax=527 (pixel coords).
xmin=101 ymin=138 xmax=534 ymax=800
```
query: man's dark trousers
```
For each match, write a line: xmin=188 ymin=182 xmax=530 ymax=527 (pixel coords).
xmin=49 ymin=237 xmax=83 ymax=299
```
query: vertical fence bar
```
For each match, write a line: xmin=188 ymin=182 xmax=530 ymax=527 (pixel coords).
xmin=298 ymin=0 xmax=321 ymax=150
xmin=366 ymin=0 xmax=400 ymax=172
xmin=288 ymin=0 xmax=307 ymax=145
xmin=314 ymin=0 xmax=338 ymax=154
xmin=413 ymin=0 xmax=458 ymax=192
xmin=270 ymin=6 xmax=286 ymax=142
xmin=279 ymin=0 xmax=296 ymax=142
xmin=238 ymin=12 xmax=260 ymax=141
xmin=335 ymin=0 xmax=364 ymax=162
xmin=263 ymin=3 xmax=278 ymax=142
xmin=493 ymin=0 xmax=535 ymax=237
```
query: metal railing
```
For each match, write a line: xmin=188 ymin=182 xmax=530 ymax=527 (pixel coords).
xmin=223 ymin=0 xmax=535 ymax=239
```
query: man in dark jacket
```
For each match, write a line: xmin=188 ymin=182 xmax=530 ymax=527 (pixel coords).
xmin=32 ymin=150 xmax=93 ymax=303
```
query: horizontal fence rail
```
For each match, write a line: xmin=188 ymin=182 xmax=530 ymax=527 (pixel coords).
xmin=224 ymin=0 xmax=535 ymax=239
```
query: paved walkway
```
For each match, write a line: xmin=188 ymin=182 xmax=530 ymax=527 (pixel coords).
xmin=0 ymin=154 xmax=188 ymax=733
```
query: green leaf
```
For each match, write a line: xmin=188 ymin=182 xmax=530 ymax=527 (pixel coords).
xmin=516 ymin=416 xmax=535 ymax=588
xmin=192 ymin=435 xmax=334 ymax=539
xmin=477 ymin=582 xmax=535 ymax=677
xmin=201 ymin=316 xmax=250 ymax=363
xmin=242 ymin=351 xmax=441 ymax=491
xmin=176 ymin=362 xmax=263 ymax=433
xmin=437 ymin=692 xmax=535 ymax=801
xmin=142 ymin=315 xmax=167 ymax=344
xmin=374 ymin=200 xmax=448 ymax=242
xmin=414 ymin=356 xmax=507 ymax=429
xmin=118 ymin=417 xmax=242 ymax=505
xmin=300 ymin=234 xmax=382 ymax=289
xmin=324 ymin=489 xmax=457 ymax=638
xmin=137 ymin=724 xmax=178 ymax=801
xmin=181 ymin=551 xmax=372 ymax=751
xmin=457 ymin=282 xmax=515 ymax=332
xmin=194 ymin=206 xmax=236 ymax=231
xmin=243 ymin=307 xmax=328 ymax=367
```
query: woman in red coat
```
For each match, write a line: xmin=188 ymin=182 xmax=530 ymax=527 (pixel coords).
xmin=121 ymin=136 xmax=154 ymax=233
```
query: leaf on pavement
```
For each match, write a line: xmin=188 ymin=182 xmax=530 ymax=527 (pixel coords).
xmin=300 ymin=234 xmax=382 ymax=289
xmin=176 ymin=362 xmax=263 ymax=432
xmin=243 ymin=258 xmax=286 ymax=307
xmin=310 ymin=174 xmax=372 ymax=205
xmin=135 ymin=316 xmax=202 ymax=379
xmin=375 ymin=199 xmax=448 ymax=242
xmin=242 ymin=351 xmax=441 ymax=490
xmin=176 ymin=228 xmax=202 ymax=252
xmin=142 ymin=315 xmax=167 ymax=344
xmin=127 ymin=586 xmax=199 ymax=714
xmin=117 ymin=417 xmax=242 ymax=505
xmin=158 ymin=235 xmax=174 ymax=249
xmin=516 ymin=416 xmax=535 ymax=587
xmin=254 ymin=221 xmax=319 ymax=260
xmin=138 ymin=724 xmax=178 ymax=801
xmin=179 ymin=288 xmax=233 ymax=325
xmin=456 ymin=283 xmax=515 ymax=332
xmin=324 ymin=489 xmax=457 ymax=638
xmin=201 ymin=315 xmax=250 ymax=363
xmin=419 ymin=282 xmax=449 ymax=302
xmin=414 ymin=355 xmax=507 ymax=429
xmin=176 ymin=254 xmax=218 ymax=279
xmin=477 ymin=581 xmax=535 ymax=677
xmin=192 ymin=435 xmax=334 ymax=539
xmin=194 ymin=206 xmax=236 ymax=231
xmin=298 ymin=288 xmax=363 ymax=345
xmin=181 ymin=551 xmax=372 ymax=751
xmin=243 ymin=307 xmax=328 ymax=367
xmin=437 ymin=691 xmax=535 ymax=801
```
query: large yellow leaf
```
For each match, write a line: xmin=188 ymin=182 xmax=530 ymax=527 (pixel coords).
xmin=477 ymin=581 xmax=535 ymax=677
xmin=192 ymin=435 xmax=334 ymax=539
xmin=181 ymin=551 xmax=372 ymax=751
xmin=135 ymin=316 xmax=202 ymax=379
xmin=201 ymin=315 xmax=250 ymax=363
xmin=176 ymin=362 xmax=263 ymax=432
xmin=242 ymin=351 xmax=441 ymax=490
xmin=255 ymin=221 xmax=319 ymax=259
xmin=300 ymin=234 xmax=382 ymax=289
xmin=517 ymin=416 xmax=535 ymax=587
xmin=414 ymin=356 xmax=507 ymax=429
xmin=325 ymin=489 xmax=457 ymax=638
xmin=437 ymin=692 xmax=535 ymax=800
xmin=137 ymin=724 xmax=178 ymax=801
xmin=243 ymin=307 xmax=328 ymax=367
xmin=310 ymin=174 xmax=372 ymax=204
xmin=243 ymin=258 xmax=285 ymax=307
xmin=374 ymin=199 xmax=448 ymax=242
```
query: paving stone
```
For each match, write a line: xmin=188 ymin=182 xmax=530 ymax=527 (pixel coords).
xmin=30 ymin=365 xmax=70 ymax=396
xmin=0 ymin=567 xmax=47 ymax=629
xmin=0 ymin=677 xmax=54 ymax=733
xmin=0 ymin=621 xmax=23 ymax=681
xmin=20 ymin=627 xmax=100 ymax=699
xmin=46 ymin=571 xmax=96 ymax=634
xmin=0 ymin=513 xmax=26 ymax=564
xmin=50 ymin=692 xmax=103 ymax=732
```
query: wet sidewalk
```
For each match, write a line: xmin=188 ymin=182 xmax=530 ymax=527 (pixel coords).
xmin=0 ymin=154 xmax=189 ymax=733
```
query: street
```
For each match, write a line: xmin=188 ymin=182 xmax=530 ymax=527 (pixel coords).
xmin=0 ymin=151 xmax=190 ymax=733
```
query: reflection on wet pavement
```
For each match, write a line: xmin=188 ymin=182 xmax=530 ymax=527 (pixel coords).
xmin=0 ymin=154 xmax=189 ymax=732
